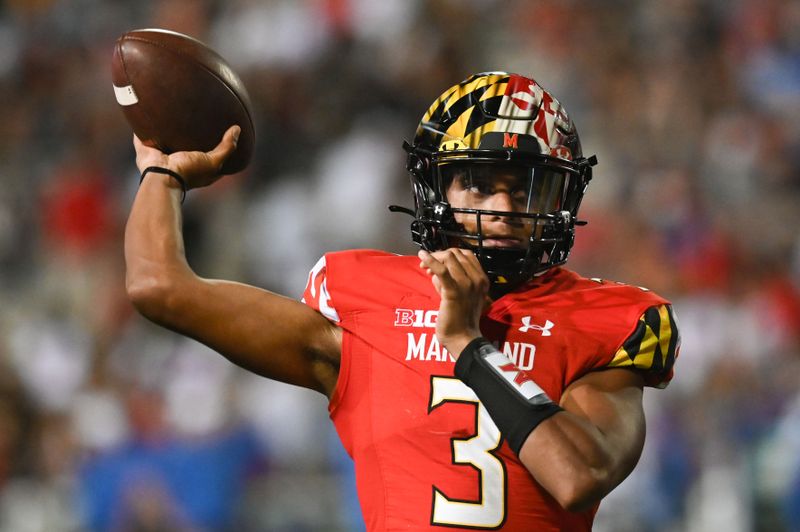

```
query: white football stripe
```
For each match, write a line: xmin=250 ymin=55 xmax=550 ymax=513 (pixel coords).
xmin=113 ymin=84 xmax=138 ymax=106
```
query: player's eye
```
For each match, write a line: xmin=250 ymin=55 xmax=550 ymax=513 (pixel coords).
xmin=511 ymin=189 xmax=529 ymax=204
xmin=465 ymin=178 xmax=494 ymax=196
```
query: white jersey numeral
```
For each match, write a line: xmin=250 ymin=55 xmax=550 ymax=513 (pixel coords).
xmin=429 ymin=377 xmax=506 ymax=528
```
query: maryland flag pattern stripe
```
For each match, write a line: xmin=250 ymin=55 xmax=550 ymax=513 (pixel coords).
xmin=609 ymin=304 xmax=680 ymax=388
xmin=419 ymin=73 xmax=510 ymax=144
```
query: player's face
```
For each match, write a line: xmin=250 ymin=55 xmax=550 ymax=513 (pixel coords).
xmin=443 ymin=163 xmax=566 ymax=248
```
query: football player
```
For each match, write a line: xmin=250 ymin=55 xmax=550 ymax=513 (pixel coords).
xmin=125 ymin=72 xmax=679 ymax=531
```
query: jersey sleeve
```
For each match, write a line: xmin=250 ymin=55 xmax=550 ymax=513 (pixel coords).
xmin=301 ymin=255 xmax=341 ymax=323
xmin=606 ymin=304 xmax=680 ymax=388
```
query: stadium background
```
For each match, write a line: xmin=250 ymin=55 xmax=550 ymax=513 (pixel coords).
xmin=0 ymin=0 xmax=799 ymax=530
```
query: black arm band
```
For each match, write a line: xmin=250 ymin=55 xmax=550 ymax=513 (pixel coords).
xmin=454 ymin=337 xmax=563 ymax=455
xmin=140 ymin=166 xmax=187 ymax=204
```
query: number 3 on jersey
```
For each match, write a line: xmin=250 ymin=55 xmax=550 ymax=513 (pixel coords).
xmin=429 ymin=376 xmax=507 ymax=529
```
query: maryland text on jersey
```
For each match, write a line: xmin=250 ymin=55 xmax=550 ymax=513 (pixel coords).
xmin=405 ymin=332 xmax=537 ymax=371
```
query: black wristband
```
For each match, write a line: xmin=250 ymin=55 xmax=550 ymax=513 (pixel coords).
xmin=454 ymin=337 xmax=563 ymax=455
xmin=140 ymin=166 xmax=187 ymax=203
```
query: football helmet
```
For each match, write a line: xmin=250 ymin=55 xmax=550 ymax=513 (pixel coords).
xmin=393 ymin=72 xmax=597 ymax=293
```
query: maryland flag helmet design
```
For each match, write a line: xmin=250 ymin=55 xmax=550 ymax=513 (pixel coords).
xmin=399 ymin=72 xmax=598 ymax=291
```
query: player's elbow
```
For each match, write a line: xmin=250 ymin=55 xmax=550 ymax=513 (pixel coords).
xmin=554 ymin=467 xmax=613 ymax=513
xmin=126 ymin=270 xmax=183 ymax=323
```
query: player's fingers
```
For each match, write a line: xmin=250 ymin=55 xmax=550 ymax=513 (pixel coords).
xmin=430 ymin=250 xmax=482 ymax=279
xmin=454 ymin=249 xmax=489 ymax=292
xmin=420 ymin=249 xmax=482 ymax=288
xmin=448 ymin=252 xmax=488 ymax=300
xmin=418 ymin=250 xmax=446 ymax=277
xmin=424 ymin=249 xmax=472 ymax=292
xmin=441 ymin=250 xmax=472 ymax=285
xmin=433 ymin=248 xmax=483 ymax=283
xmin=419 ymin=250 xmax=463 ymax=289
xmin=452 ymin=248 xmax=483 ymax=278
xmin=207 ymin=125 xmax=241 ymax=168
xmin=431 ymin=273 xmax=443 ymax=295
xmin=427 ymin=249 xmax=460 ymax=263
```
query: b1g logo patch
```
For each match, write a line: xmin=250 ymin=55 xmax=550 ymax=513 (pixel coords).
xmin=394 ymin=308 xmax=438 ymax=328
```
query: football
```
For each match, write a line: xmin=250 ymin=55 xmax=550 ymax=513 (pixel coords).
xmin=111 ymin=28 xmax=255 ymax=175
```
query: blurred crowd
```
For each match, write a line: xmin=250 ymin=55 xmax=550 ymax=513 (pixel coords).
xmin=0 ymin=0 xmax=799 ymax=530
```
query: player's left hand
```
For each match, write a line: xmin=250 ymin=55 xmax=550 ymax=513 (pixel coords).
xmin=418 ymin=249 xmax=491 ymax=358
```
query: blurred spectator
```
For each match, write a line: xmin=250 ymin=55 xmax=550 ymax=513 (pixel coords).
xmin=77 ymin=385 xmax=265 ymax=531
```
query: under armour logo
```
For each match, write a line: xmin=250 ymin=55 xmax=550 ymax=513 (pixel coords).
xmin=519 ymin=316 xmax=554 ymax=336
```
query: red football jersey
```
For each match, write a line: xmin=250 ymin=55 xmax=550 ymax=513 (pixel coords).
xmin=302 ymin=250 xmax=679 ymax=531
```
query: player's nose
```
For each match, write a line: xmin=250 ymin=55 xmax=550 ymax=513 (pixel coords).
xmin=488 ymin=191 xmax=514 ymax=211
xmin=485 ymin=192 xmax=525 ymax=227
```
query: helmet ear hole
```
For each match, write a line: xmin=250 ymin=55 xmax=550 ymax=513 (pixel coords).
xmin=405 ymin=150 xmax=430 ymax=178
xmin=415 ymin=156 xmax=427 ymax=173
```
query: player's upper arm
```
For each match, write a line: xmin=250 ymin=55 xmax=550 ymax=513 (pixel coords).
xmin=560 ymin=367 xmax=647 ymax=471
xmin=132 ymin=272 xmax=342 ymax=397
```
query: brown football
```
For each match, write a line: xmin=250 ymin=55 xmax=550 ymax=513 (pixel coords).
xmin=111 ymin=28 xmax=255 ymax=175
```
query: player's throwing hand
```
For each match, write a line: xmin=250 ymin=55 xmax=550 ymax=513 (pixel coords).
xmin=133 ymin=125 xmax=241 ymax=190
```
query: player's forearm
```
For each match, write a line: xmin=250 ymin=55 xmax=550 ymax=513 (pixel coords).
xmin=124 ymin=172 xmax=194 ymax=318
xmin=454 ymin=338 xmax=645 ymax=512
xmin=518 ymin=412 xmax=632 ymax=512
